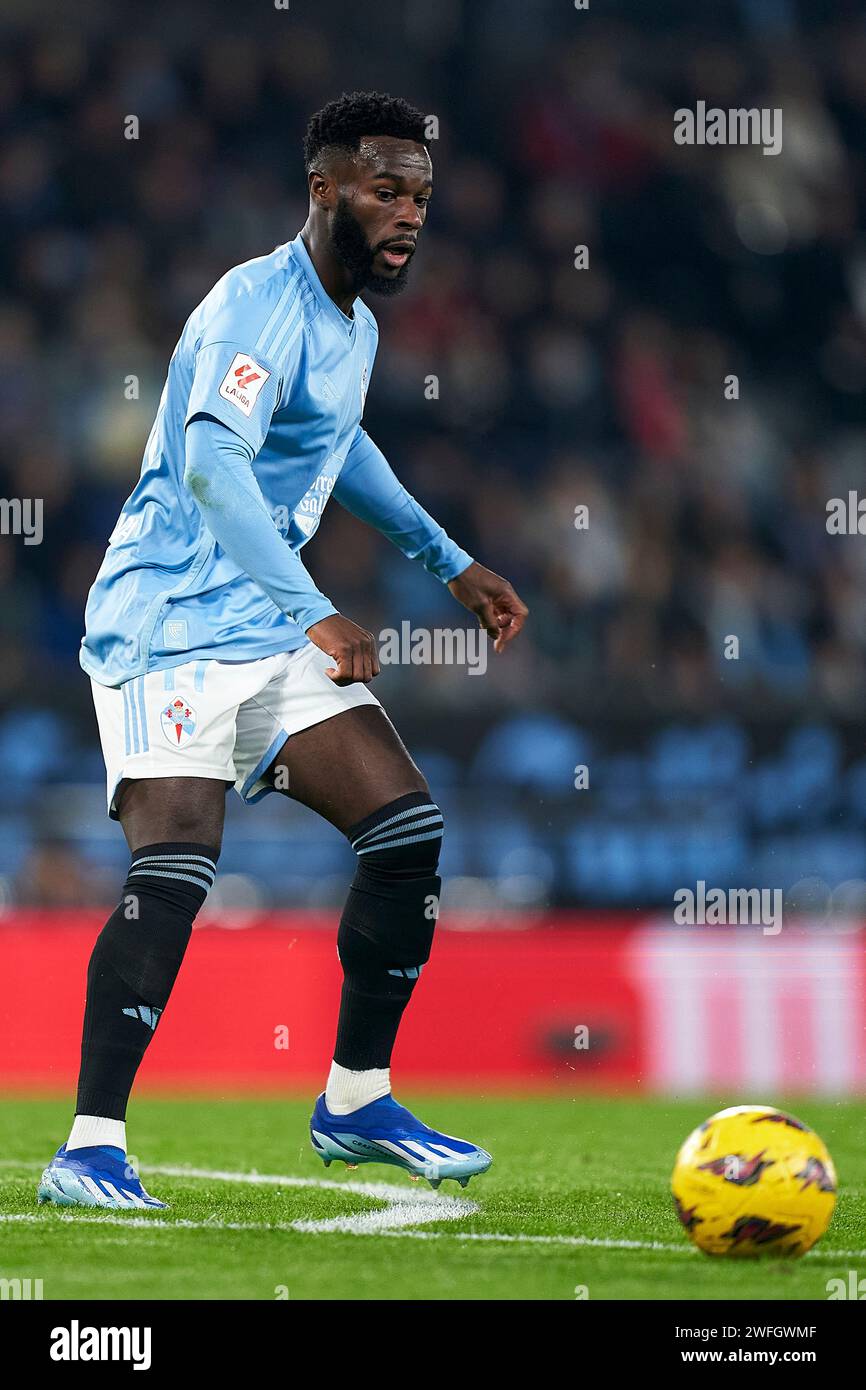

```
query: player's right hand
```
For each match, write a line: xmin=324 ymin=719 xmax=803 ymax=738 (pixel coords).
xmin=305 ymin=614 xmax=380 ymax=685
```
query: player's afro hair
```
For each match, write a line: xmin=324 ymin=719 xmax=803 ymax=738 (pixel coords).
xmin=304 ymin=91 xmax=428 ymax=171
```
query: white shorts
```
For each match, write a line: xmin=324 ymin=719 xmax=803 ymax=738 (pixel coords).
xmin=90 ymin=643 xmax=381 ymax=819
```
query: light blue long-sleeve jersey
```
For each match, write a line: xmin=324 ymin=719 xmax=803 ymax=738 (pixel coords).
xmin=80 ymin=233 xmax=473 ymax=687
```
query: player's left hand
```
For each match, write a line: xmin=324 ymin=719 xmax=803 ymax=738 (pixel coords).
xmin=447 ymin=561 xmax=528 ymax=654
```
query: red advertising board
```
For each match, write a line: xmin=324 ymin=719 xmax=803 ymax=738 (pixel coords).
xmin=2 ymin=914 xmax=865 ymax=1094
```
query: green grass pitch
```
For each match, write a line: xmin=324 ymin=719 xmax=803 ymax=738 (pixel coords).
xmin=1 ymin=1095 xmax=863 ymax=1300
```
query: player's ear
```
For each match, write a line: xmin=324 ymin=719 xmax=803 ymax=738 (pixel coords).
xmin=308 ymin=168 xmax=334 ymax=209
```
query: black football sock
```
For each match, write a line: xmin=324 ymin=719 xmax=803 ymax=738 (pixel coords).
xmin=333 ymin=793 xmax=443 ymax=1072
xmin=75 ymin=842 xmax=219 ymax=1120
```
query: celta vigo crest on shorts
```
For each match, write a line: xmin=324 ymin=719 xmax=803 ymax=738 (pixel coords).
xmin=160 ymin=696 xmax=196 ymax=745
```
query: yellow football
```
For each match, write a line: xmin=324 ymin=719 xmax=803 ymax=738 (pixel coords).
xmin=671 ymin=1104 xmax=837 ymax=1257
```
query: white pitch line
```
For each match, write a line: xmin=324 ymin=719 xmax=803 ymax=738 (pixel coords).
xmin=149 ymin=1165 xmax=479 ymax=1230
xmin=0 ymin=1212 xmax=282 ymax=1232
xmin=2 ymin=1161 xmax=477 ymax=1235
xmin=2 ymin=1162 xmax=863 ymax=1257
xmin=150 ymin=1164 xmax=451 ymax=1202
xmin=2 ymin=1212 xmax=865 ymax=1258
xmin=0 ymin=1211 xmax=692 ymax=1246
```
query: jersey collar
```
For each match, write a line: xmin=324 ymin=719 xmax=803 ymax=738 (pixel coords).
xmin=292 ymin=234 xmax=357 ymax=338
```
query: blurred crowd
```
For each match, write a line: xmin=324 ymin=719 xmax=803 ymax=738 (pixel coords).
xmin=2 ymin=0 xmax=866 ymax=721
xmin=2 ymin=0 xmax=866 ymax=904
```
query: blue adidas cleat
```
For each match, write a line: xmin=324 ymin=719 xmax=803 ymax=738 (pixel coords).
xmin=37 ymin=1144 xmax=167 ymax=1210
xmin=310 ymin=1092 xmax=492 ymax=1189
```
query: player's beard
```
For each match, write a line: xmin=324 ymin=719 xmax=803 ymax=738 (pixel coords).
xmin=330 ymin=197 xmax=412 ymax=297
